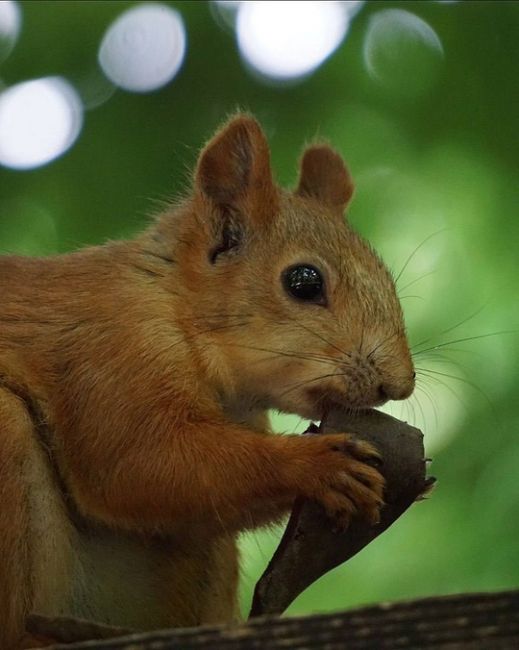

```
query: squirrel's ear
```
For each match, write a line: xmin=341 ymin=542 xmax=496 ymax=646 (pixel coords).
xmin=296 ymin=145 xmax=354 ymax=214
xmin=195 ymin=115 xmax=277 ymax=221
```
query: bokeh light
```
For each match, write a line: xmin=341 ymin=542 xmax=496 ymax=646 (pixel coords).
xmin=98 ymin=3 xmax=186 ymax=93
xmin=0 ymin=77 xmax=83 ymax=170
xmin=236 ymin=1 xmax=350 ymax=82
xmin=363 ymin=9 xmax=444 ymax=99
xmin=0 ymin=0 xmax=21 ymax=62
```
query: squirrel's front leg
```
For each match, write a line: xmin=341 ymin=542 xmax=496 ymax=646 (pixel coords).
xmin=65 ymin=414 xmax=384 ymax=536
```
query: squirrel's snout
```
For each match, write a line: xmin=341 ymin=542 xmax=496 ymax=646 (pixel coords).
xmin=338 ymin=350 xmax=415 ymax=407
xmin=379 ymin=375 xmax=415 ymax=402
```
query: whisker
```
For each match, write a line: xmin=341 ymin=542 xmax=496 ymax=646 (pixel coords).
xmin=275 ymin=314 xmax=351 ymax=359
xmin=413 ymin=352 xmax=468 ymax=373
xmin=437 ymin=305 xmax=489 ymax=338
xmin=402 ymin=394 xmax=423 ymax=430
xmin=412 ymin=330 xmax=518 ymax=355
xmin=218 ymin=342 xmax=339 ymax=367
xmin=278 ymin=370 xmax=345 ymax=399
xmin=398 ymin=295 xmax=425 ymax=302
xmin=414 ymin=382 xmax=438 ymax=432
xmin=411 ymin=305 xmax=489 ymax=351
xmin=398 ymin=270 xmax=437 ymax=293
xmin=416 ymin=347 xmax=482 ymax=358
xmin=415 ymin=350 xmax=464 ymax=363
xmin=192 ymin=313 xmax=351 ymax=363
xmin=367 ymin=329 xmax=401 ymax=361
xmin=394 ymin=229 xmax=448 ymax=284
xmin=416 ymin=367 xmax=495 ymax=416
xmin=409 ymin=390 xmax=424 ymax=431
xmin=416 ymin=367 xmax=472 ymax=387
xmin=416 ymin=370 xmax=470 ymax=417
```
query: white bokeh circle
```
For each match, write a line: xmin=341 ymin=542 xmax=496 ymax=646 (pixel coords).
xmin=98 ymin=3 xmax=186 ymax=93
xmin=236 ymin=1 xmax=349 ymax=81
xmin=0 ymin=77 xmax=83 ymax=170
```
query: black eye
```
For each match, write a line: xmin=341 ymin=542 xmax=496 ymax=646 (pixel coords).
xmin=282 ymin=264 xmax=325 ymax=304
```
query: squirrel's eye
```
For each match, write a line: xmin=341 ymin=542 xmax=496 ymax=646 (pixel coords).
xmin=282 ymin=264 xmax=325 ymax=304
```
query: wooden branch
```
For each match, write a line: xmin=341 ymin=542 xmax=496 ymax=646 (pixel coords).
xmin=42 ymin=589 xmax=519 ymax=649
xmin=251 ymin=408 xmax=434 ymax=617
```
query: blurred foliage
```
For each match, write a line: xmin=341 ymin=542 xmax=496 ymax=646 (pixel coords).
xmin=1 ymin=0 xmax=518 ymax=619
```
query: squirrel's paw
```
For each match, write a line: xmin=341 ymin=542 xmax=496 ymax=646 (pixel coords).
xmin=299 ymin=434 xmax=385 ymax=532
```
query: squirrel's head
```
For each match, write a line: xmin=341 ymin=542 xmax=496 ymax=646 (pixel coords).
xmin=160 ymin=115 xmax=414 ymax=420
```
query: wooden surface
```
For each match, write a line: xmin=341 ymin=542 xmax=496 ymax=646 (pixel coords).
xmin=44 ymin=589 xmax=519 ymax=649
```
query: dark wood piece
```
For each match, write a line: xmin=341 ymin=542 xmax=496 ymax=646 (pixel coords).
xmin=251 ymin=407 xmax=433 ymax=617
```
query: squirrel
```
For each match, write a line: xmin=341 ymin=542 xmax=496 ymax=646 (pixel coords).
xmin=0 ymin=114 xmax=415 ymax=649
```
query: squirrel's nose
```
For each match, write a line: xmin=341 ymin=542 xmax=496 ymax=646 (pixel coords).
xmin=379 ymin=374 xmax=415 ymax=401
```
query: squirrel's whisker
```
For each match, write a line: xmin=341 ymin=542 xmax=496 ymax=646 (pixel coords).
xmin=397 ymin=270 xmax=437 ymax=294
xmin=415 ymin=370 xmax=470 ymax=419
xmin=412 ymin=330 xmax=517 ymax=356
xmin=367 ymin=330 xmax=401 ymax=361
xmin=278 ymin=371 xmax=346 ymax=399
xmin=411 ymin=304 xmax=488 ymax=351
xmin=415 ymin=367 xmax=494 ymax=406
xmin=394 ymin=229 xmax=447 ymax=285
xmin=219 ymin=342 xmax=338 ymax=368
xmin=284 ymin=316 xmax=352 ymax=360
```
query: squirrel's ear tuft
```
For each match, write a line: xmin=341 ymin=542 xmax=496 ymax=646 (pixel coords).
xmin=195 ymin=114 xmax=277 ymax=220
xmin=296 ymin=145 xmax=354 ymax=214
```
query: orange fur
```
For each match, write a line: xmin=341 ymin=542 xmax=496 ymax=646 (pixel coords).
xmin=0 ymin=114 xmax=414 ymax=648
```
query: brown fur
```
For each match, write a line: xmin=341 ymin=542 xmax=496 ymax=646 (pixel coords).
xmin=0 ymin=114 xmax=414 ymax=648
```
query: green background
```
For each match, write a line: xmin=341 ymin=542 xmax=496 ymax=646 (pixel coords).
xmin=1 ymin=0 xmax=518 ymax=618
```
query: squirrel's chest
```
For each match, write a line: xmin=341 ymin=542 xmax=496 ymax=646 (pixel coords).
xmin=65 ymin=531 xmax=176 ymax=628
xmin=27 ymin=434 xmax=240 ymax=629
xmin=67 ymin=528 xmax=239 ymax=628
xmin=35 ymin=519 xmax=239 ymax=629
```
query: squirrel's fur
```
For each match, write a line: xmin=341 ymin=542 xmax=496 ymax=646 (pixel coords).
xmin=0 ymin=115 xmax=414 ymax=648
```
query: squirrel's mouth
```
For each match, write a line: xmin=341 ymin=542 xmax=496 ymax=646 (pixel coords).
xmin=274 ymin=381 xmax=389 ymax=422
xmin=307 ymin=387 xmax=388 ymax=417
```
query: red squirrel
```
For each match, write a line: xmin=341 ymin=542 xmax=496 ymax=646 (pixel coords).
xmin=0 ymin=114 xmax=415 ymax=648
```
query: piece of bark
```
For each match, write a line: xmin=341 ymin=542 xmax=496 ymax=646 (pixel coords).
xmin=250 ymin=408 xmax=434 ymax=618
